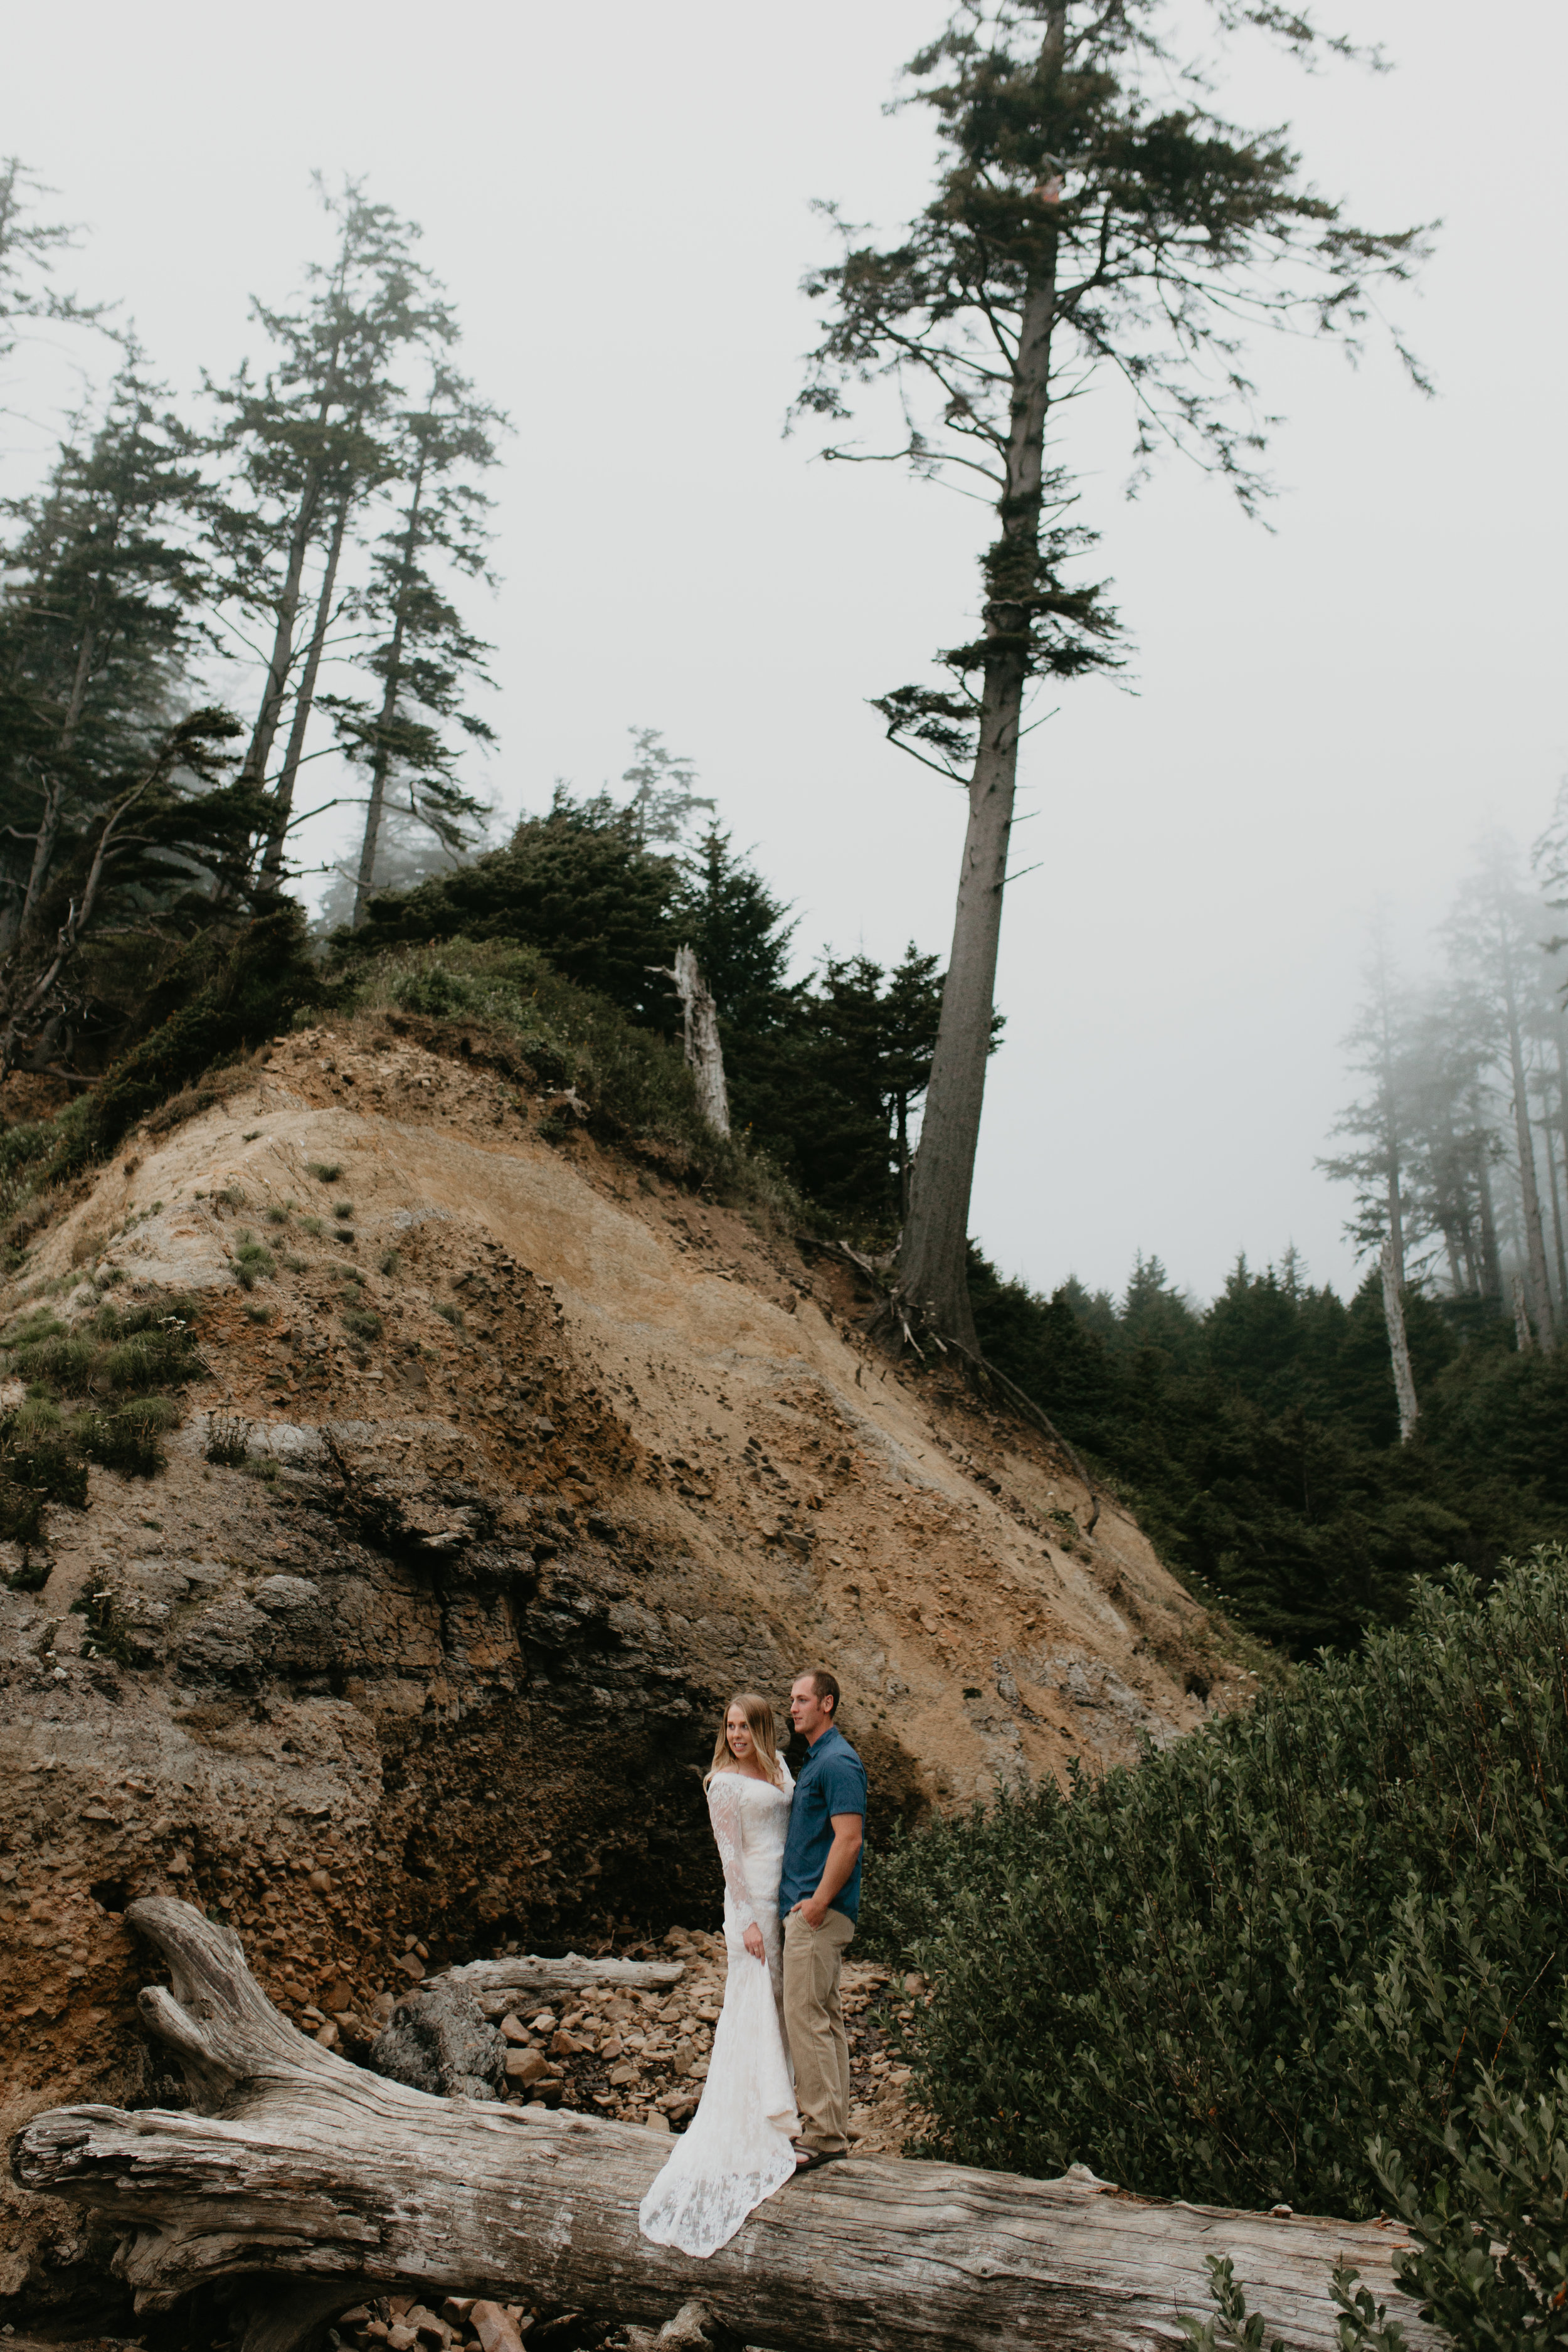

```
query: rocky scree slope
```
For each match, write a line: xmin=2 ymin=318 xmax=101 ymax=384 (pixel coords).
xmin=0 ymin=1016 xmax=1243 ymax=2323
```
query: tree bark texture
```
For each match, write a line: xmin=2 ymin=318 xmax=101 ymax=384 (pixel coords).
xmin=897 ymin=14 xmax=1065 ymax=1353
xmin=9 ymin=1902 xmax=1439 ymax=2352
xmin=1379 ymin=1237 xmax=1419 ymax=1443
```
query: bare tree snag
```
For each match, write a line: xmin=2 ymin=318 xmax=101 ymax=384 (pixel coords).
xmin=428 ymin=1953 xmax=685 ymax=2018
xmin=650 ymin=946 xmax=729 ymax=1138
xmin=9 ymin=1903 xmax=1439 ymax=2352
xmin=1379 ymin=1236 xmax=1421 ymax=1444
xmin=1512 ymin=1271 xmax=1535 ymax=1354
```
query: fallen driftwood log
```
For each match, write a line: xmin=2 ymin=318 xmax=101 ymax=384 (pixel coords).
xmin=429 ymin=1952 xmax=685 ymax=2018
xmin=11 ymin=1902 xmax=1439 ymax=2352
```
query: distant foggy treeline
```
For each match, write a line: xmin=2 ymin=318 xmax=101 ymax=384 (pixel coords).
xmin=1324 ymin=822 xmax=1568 ymax=1354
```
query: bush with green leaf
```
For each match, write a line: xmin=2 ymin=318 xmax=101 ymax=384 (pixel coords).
xmin=0 ymin=1291 xmax=204 ymax=1517
xmin=867 ymin=1550 xmax=1568 ymax=2248
xmin=232 ymin=1231 xmax=276 ymax=1290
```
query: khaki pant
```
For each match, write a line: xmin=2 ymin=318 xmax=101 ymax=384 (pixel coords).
xmin=783 ymin=1904 xmax=856 ymax=2153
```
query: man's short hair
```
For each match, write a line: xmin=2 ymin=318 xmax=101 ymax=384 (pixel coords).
xmin=809 ymin=1668 xmax=840 ymax=1717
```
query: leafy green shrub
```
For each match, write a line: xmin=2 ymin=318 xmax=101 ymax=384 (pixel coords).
xmin=1173 ymin=2257 xmax=1413 ymax=2352
xmin=265 ymin=1205 xmax=290 ymax=1226
xmin=307 ymin=1161 xmax=342 ymax=1184
xmin=77 ymin=1396 xmax=180 ymax=1476
xmin=435 ymin=1301 xmax=464 ymax=1330
xmin=232 ymin=1232 xmax=276 ymax=1289
xmin=869 ymin=1550 xmax=1568 ymax=2239
xmin=0 ymin=1420 xmax=88 ymax=1522
xmin=95 ymin=1316 xmax=202 ymax=1389
xmin=341 ymin=1305 xmax=383 ymax=1340
xmin=333 ymin=1200 xmax=354 ymax=1220
xmin=298 ymin=1216 xmax=325 ymax=1237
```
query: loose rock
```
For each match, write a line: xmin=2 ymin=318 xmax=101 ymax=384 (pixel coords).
xmin=369 ymin=1983 xmax=506 ymax=2101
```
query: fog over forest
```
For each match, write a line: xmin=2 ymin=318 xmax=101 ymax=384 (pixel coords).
xmin=3 ymin=0 xmax=1563 ymax=1321
xmin=8 ymin=11 xmax=1568 ymax=2338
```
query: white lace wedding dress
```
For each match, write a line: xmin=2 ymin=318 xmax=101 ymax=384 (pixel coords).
xmin=638 ymin=1763 xmax=799 ymax=2256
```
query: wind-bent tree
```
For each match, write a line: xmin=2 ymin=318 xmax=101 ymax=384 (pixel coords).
xmin=330 ymin=364 xmax=501 ymax=920
xmin=0 ymin=356 xmax=208 ymax=957
xmin=797 ymin=0 xmax=1429 ymax=1349
xmin=204 ymin=180 xmax=450 ymax=881
xmin=0 ymin=706 xmax=260 ymax=1077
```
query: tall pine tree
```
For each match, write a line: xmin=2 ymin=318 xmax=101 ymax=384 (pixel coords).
xmin=798 ymin=0 xmax=1429 ymax=1349
xmin=0 ymin=355 xmax=208 ymax=956
xmin=330 ymin=363 xmax=502 ymax=919
xmin=203 ymin=179 xmax=451 ymax=882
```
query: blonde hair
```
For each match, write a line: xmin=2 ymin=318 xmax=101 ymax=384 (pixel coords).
xmin=704 ymin=1692 xmax=784 ymax=1790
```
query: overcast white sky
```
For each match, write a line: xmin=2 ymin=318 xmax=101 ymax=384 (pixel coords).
xmin=6 ymin=0 xmax=1564 ymax=1308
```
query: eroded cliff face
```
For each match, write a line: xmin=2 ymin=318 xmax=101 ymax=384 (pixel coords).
xmin=0 ymin=1017 xmax=1243 ymax=2319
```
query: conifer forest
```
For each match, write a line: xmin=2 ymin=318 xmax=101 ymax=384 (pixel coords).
xmin=3 ymin=0 xmax=1567 ymax=2346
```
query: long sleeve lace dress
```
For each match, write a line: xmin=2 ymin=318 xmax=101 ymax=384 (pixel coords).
xmin=637 ymin=1764 xmax=798 ymax=2256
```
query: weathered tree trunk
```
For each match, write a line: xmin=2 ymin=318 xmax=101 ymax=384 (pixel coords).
xmin=1498 ymin=923 xmax=1555 ymax=1349
xmin=1379 ymin=1236 xmax=1419 ymax=1443
xmin=894 ymin=12 xmax=1065 ymax=1355
xmin=260 ymin=490 xmax=351 ymax=888
xmin=1475 ymin=1135 xmax=1504 ymax=1301
xmin=427 ymin=1951 xmax=685 ymax=2018
xmin=1512 ymin=1270 xmax=1535 ymax=1353
xmin=1542 ymin=1110 xmax=1567 ymax=1314
xmin=351 ymin=440 xmax=430 ymax=927
xmin=652 ymin=946 xmax=729 ymax=1136
xmin=240 ymin=463 xmax=326 ymax=793
xmin=10 ymin=1902 xmax=1438 ymax=2352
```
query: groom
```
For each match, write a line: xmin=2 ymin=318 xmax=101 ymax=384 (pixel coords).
xmin=780 ymin=1668 xmax=866 ymax=2169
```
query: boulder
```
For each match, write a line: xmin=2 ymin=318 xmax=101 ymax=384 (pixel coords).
xmin=369 ymin=1984 xmax=506 ymax=2102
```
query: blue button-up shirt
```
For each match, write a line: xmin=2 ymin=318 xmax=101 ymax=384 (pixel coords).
xmin=780 ymin=1725 xmax=867 ymax=1923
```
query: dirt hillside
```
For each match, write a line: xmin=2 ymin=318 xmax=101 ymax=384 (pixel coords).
xmin=0 ymin=1014 xmax=1246 ymax=2323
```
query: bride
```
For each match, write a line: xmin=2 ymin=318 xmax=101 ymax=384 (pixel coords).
xmin=638 ymin=1693 xmax=800 ymax=2257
